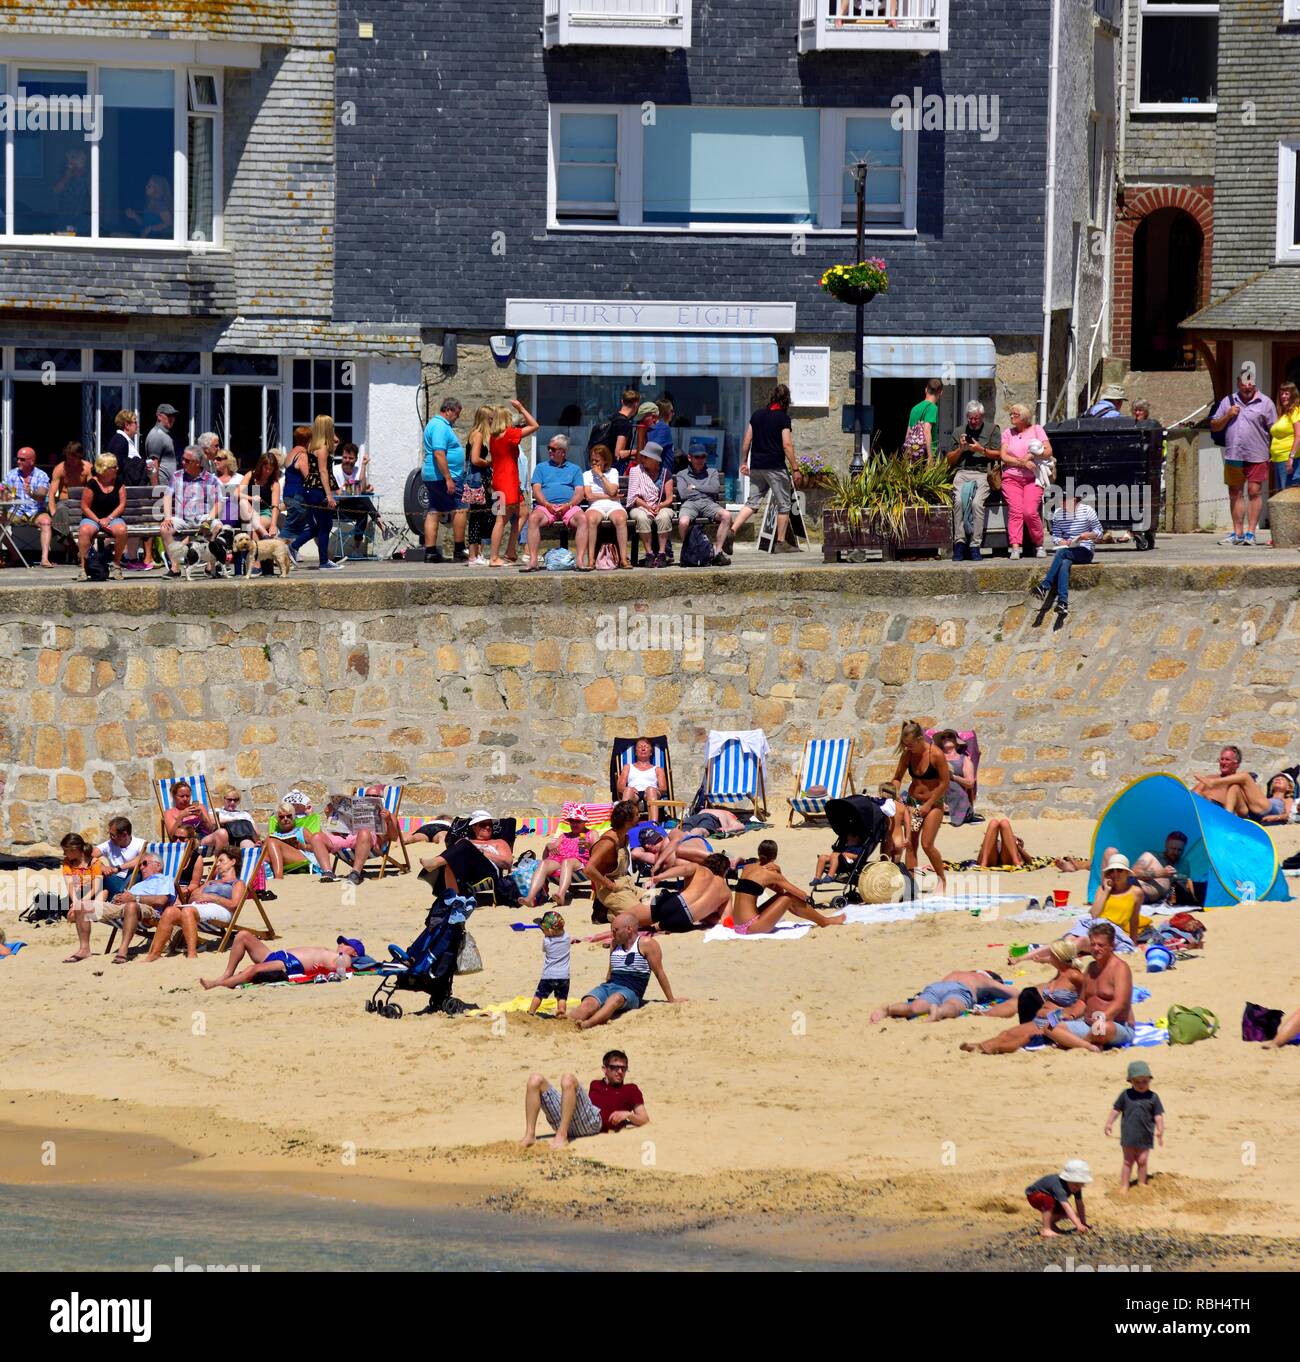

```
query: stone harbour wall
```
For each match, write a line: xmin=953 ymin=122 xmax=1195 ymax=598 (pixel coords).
xmin=0 ymin=565 xmax=1297 ymax=848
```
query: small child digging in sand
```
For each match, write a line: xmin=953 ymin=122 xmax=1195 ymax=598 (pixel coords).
xmin=1104 ymin=1059 xmax=1165 ymax=1192
xmin=528 ymin=910 xmax=570 ymax=1019
xmin=1025 ymin=1159 xmax=1092 ymax=1237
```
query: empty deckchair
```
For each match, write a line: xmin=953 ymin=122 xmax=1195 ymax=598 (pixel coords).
xmin=154 ymin=773 xmax=216 ymax=843
xmin=102 ymin=839 xmax=194 ymax=956
xmin=608 ymin=734 xmax=687 ymax=822
xmin=331 ymin=785 xmax=411 ymax=880
xmin=788 ymin=737 xmax=856 ymax=826
xmin=702 ymin=736 xmax=769 ymax=821
xmin=203 ymin=844 xmax=277 ymax=951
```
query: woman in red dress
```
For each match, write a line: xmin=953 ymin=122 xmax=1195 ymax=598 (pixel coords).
xmin=488 ymin=398 xmax=538 ymax=566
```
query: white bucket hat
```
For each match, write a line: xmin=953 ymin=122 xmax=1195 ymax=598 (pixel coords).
xmin=1103 ymin=853 xmax=1131 ymax=873
xmin=1059 ymin=1158 xmax=1093 ymax=1185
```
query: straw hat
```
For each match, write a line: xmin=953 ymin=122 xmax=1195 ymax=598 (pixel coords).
xmin=1048 ymin=938 xmax=1080 ymax=964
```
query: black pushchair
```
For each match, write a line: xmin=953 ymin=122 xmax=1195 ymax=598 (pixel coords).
xmin=809 ymin=795 xmax=890 ymax=908
xmin=366 ymin=894 xmax=477 ymax=1020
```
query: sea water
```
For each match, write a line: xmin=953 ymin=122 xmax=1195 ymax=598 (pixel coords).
xmin=0 ymin=1182 xmax=870 ymax=1272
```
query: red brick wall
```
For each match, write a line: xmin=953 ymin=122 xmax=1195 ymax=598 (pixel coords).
xmin=1112 ymin=184 xmax=1214 ymax=366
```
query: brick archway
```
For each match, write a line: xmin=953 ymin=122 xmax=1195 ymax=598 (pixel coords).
xmin=1113 ymin=184 xmax=1214 ymax=367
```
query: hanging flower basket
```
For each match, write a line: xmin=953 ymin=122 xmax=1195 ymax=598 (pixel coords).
xmin=820 ymin=259 xmax=889 ymax=305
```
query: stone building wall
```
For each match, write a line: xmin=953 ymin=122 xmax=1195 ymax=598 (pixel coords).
xmin=1 ymin=566 xmax=1296 ymax=848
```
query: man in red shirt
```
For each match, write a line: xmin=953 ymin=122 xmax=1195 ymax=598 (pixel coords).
xmin=520 ymin=1049 xmax=649 ymax=1149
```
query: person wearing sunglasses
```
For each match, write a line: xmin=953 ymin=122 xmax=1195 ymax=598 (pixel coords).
xmin=520 ymin=1048 xmax=648 ymax=1149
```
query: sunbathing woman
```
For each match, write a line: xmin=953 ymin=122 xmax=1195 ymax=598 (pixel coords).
xmin=975 ymin=815 xmax=1030 ymax=868
xmin=961 ymin=940 xmax=1087 ymax=1054
xmin=871 ymin=969 xmax=1017 ymax=1024
xmin=1259 ymin=773 xmax=1296 ymax=825
xmin=146 ymin=850 xmax=245 ymax=961
xmin=731 ymin=840 xmax=846 ymax=933
xmin=163 ymin=780 xmax=222 ymax=856
xmin=1087 ymin=853 xmax=1152 ymax=944
xmin=891 ymin=720 xmax=950 ymax=890
xmin=525 ymin=803 xmax=592 ymax=908
xmin=630 ymin=853 xmax=733 ymax=933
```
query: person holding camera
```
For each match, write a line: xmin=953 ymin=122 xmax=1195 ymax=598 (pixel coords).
xmin=946 ymin=400 xmax=1001 ymax=561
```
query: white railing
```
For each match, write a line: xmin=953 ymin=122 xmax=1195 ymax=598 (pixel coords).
xmin=800 ymin=0 xmax=942 ymax=29
xmin=547 ymin=0 xmax=686 ymax=29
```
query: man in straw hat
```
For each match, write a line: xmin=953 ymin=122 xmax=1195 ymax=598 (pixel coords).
xmin=1085 ymin=383 xmax=1126 ymax=419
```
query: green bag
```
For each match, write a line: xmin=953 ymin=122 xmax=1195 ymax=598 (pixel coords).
xmin=1167 ymin=1004 xmax=1219 ymax=1045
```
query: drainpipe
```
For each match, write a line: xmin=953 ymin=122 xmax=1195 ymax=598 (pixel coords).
xmin=1118 ymin=0 xmax=1130 ymax=180
xmin=1039 ymin=0 xmax=1063 ymax=423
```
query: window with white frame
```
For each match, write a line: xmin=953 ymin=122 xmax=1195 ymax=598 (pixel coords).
xmin=1276 ymin=144 xmax=1300 ymax=262
xmin=293 ymin=359 xmax=355 ymax=446
xmin=1287 ymin=0 xmax=1300 ymax=21
xmin=0 ymin=61 xmax=222 ymax=244
xmin=551 ymin=105 xmax=915 ymax=231
xmin=1137 ymin=1 xmax=1218 ymax=109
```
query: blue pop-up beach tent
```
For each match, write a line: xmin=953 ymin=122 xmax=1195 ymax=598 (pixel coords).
xmin=1088 ymin=773 xmax=1290 ymax=906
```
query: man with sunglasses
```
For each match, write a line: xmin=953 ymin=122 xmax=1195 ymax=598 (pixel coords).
xmin=521 ymin=434 xmax=586 ymax=572
xmin=520 ymin=1048 xmax=648 ymax=1149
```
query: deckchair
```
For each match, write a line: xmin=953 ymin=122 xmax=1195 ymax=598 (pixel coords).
xmin=702 ymin=736 xmax=769 ymax=821
xmin=608 ymin=734 xmax=687 ymax=822
xmin=924 ymin=728 xmax=982 ymax=812
xmin=102 ymin=839 xmax=194 ymax=956
xmin=330 ymin=785 xmax=411 ymax=880
xmin=203 ymin=844 xmax=277 ymax=951
xmin=787 ymin=737 xmax=856 ymax=826
xmin=154 ymin=773 xmax=216 ymax=842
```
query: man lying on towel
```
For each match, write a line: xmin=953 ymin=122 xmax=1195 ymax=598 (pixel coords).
xmin=201 ymin=932 xmax=364 ymax=990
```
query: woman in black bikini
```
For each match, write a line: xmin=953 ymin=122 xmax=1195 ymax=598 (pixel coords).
xmin=891 ymin=720 xmax=950 ymax=890
xmin=731 ymin=840 xmax=845 ymax=934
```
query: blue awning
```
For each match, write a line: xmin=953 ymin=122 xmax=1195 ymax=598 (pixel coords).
xmin=862 ymin=336 xmax=997 ymax=379
xmin=515 ymin=333 xmax=779 ymax=377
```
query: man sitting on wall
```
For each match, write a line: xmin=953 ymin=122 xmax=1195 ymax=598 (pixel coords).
xmin=676 ymin=446 xmax=732 ymax=567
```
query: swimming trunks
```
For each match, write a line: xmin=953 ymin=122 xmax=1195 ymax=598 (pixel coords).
xmin=916 ymin=981 xmax=976 ymax=1011
xmin=649 ymin=888 xmax=695 ymax=933
xmin=263 ymin=949 xmax=303 ymax=977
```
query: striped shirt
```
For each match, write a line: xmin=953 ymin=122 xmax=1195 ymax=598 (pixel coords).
xmin=1050 ymin=503 xmax=1102 ymax=556
xmin=609 ymin=939 xmax=652 ymax=999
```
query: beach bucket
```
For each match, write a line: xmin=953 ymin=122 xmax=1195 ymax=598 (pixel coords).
xmin=1052 ymin=888 xmax=1069 ymax=908
xmin=1009 ymin=942 xmax=1030 ymax=958
xmin=1145 ymin=944 xmax=1173 ymax=974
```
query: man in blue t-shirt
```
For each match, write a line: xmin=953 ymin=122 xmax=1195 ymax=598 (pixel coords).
xmin=523 ymin=434 xmax=587 ymax=571
xmin=645 ymin=397 xmax=676 ymax=469
xmin=421 ymin=397 xmax=465 ymax=563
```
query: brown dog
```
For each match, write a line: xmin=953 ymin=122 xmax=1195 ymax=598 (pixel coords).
xmin=233 ymin=532 xmax=294 ymax=577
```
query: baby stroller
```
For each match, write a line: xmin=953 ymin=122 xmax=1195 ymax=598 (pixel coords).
xmin=809 ymin=795 xmax=891 ymax=908
xmin=366 ymin=894 xmax=477 ymax=1020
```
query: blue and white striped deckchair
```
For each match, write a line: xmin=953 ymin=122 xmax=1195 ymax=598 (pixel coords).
xmin=703 ymin=739 xmax=769 ymax=821
xmin=788 ymin=738 xmax=856 ymax=826
xmin=155 ymin=773 xmax=214 ymax=842
xmin=331 ymin=785 xmax=410 ymax=880
xmin=103 ymin=840 xmax=194 ymax=955
xmin=204 ymin=843 xmax=276 ymax=951
xmin=608 ymin=734 xmax=687 ymax=820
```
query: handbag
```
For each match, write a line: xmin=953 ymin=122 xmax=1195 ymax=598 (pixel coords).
xmin=986 ymin=463 xmax=1002 ymax=493
xmin=1167 ymin=1004 xmax=1219 ymax=1045
xmin=1242 ymin=1002 xmax=1284 ymax=1043
xmin=594 ymin=542 xmax=619 ymax=570
xmin=461 ymin=468 xmax=487 ymax=507
xmin=456 ymin=930 xmax=483 ymax=974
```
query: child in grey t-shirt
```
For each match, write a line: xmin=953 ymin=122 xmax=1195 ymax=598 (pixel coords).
xmin=1104 ymin=1059 xmax=1165 ymax=1192
xmin=528 ymin=910 xmax=571 ymax=1019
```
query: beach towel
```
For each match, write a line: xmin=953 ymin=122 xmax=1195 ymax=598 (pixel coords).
xmin=945 ymin=855 xmax=1057 ymax=873
xmin=466 ymin=994 xmax=567 ymax=1017
xmin=0 ymin=942 xmax=27 ymax=957
xmin=840 ymin=894 xmax=1029 ymax=927
xmin=702 ymin=922 xmax=812 ymax=942
xmin=1023 ymin=1021 xmax=1166 ymax=1051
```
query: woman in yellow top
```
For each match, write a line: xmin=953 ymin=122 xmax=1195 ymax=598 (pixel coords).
xmin=1088 ymin=852 xmax=1152 ymax=944
xmin=1268 ymin=381 xmax=1300 ymax=493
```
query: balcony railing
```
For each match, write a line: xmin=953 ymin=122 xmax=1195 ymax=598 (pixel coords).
xmin=798 ymin=0 xmax=949 ymax=53
xmin=543 ymin=0 xmax=692 ymax=48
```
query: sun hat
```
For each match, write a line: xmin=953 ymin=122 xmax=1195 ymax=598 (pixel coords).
xmin=1126 ymin=1060 xmax=1152 ymax=1080
xmin=639 ymin=442 xmax=664 ymax=465
xmin=466 ymin=809 xmax=492 ymax=826
xmin=337 ymin=935 xmax=366 ymax=957
xmin=561 ymin=801 xmax=588 ymax=823
xmin=1058 ymin=1158 xmax=1093 ymax=1185
xmin=534 ymin=910 xmax=565 ymax=932
xmin=1100 ymin=384 xmax=1126 ymax=401
xmin=635 ymin=401 xmax=659 ymax=421
xmin=1103 ymin=853 xmax=1131 ymax=873
xmin=1048 ymin=938 xmax=1080 ymax=964
xmin=282 ymin=788 xmax=311 ymax=808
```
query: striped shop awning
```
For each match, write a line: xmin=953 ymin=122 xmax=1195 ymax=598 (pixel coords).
xmin=862 ymin=336 xmax=997 ymax=379
xmin=514 ymin=333 xmax=780 ymax=377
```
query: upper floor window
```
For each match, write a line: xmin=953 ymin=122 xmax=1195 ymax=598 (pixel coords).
xmin=550 ymin=105 xmax=916 ymax=232
xmin=0 ymin=61 xmax=222 ymax=246
xmin=1287 ymin=1 xmax=1300 ymax=21
xmin=1136 ymin=1 xmax=1218 ymax=111
xmin=1276 ymin=144 xmax=1300 ymax=263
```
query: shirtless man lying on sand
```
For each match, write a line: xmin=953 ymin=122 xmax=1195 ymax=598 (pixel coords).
xmin=201 ymin=931 xmax=363 ymax=989
xmin=872 ymin=969 xmax=1017 ymax=1023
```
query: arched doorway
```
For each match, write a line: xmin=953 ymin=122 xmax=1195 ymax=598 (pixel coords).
xmin=1131 ymin=207 xmax=1203 ymax=370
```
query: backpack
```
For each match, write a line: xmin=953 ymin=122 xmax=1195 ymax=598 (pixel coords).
xmin=1242 ymin=1002 xmax=1284 ymax=1043
xmin=1167 ymin=1004 xmax=1219 ymax=1045
xmin=83 ymin=539 xmax=111 ymax=582
xmin=1210 ymin=395 xmax=1228 ymax=446
xmin=680 ymin=521 xmax=714 ymax=567
xmin=1168 ymin=911 xmax=1206 ymax=941
xmin=20 ymin=891 xmax=69 ymax=925
xmin=543 ymin=547 xmax=576 ymax=571
xmin=901 ymin=419 xmax=930 ymax=461
xmin=585 ymin=415 xmax=620 ymax=455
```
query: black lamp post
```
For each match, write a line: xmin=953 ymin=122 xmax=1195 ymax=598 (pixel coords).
xmin=849 ymin=160 xmax=868 ymax=476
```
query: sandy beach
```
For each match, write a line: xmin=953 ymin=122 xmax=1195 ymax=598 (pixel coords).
xmin=4 ymin=815 xmax=1300 ymax=1264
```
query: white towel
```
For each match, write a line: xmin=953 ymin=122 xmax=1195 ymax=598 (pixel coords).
xmin=703 ymin=921 xmax=811 ymax=942
xmin=840 ymin=894 xmax=1027 ymax=926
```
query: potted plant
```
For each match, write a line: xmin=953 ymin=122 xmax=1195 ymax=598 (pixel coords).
xmin=793 ymin=453 xmax=834 ymax=540
xmin=820 ymin=258 xmax=889 ymax=306
xmin=822 ymin=451 xmax=954 ymax=562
